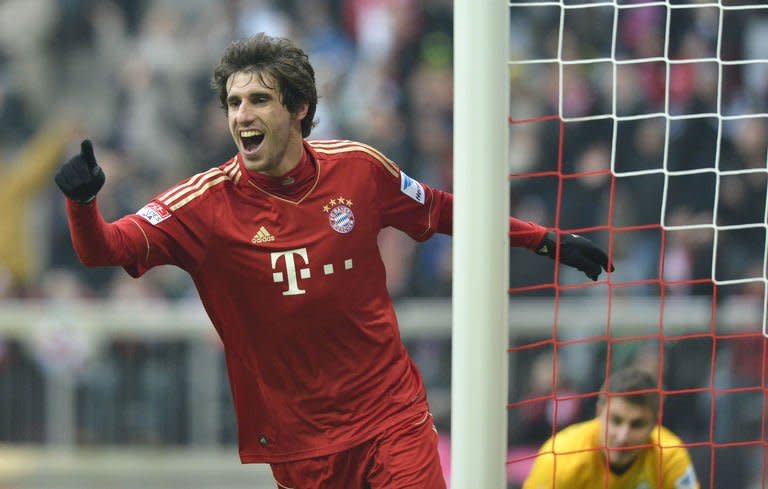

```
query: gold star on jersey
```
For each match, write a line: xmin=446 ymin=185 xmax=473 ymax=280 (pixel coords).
xmin=323 ymin=196 xmax=355 ymax=234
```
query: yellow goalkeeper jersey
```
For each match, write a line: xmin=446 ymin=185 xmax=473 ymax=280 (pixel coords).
xmin=522 ymin=418 xmax=699 ymax=489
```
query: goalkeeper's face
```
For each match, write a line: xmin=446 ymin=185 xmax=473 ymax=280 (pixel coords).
xmin=597 ymin=397 xmax=656 ymax=471
xmin=226 ymin=70 xmax=308 ymax=176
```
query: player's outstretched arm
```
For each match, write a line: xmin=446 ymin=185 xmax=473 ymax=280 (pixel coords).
xmin=54 ymin=140 xmax=105 ymax=203
xmin=54 ymin=140 xmax=147 ymax=268
xmin=535 ymin=231 xmax=614 ymax=281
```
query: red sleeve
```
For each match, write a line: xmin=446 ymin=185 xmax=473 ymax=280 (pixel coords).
xmin=433 ymin=192 xmax=548 ymax=250
xmin=377 ymin=167 xmax=448 ymax=242
xmin=65 ymin=197 xmax=204 ymax=278
xmin=372 ymin=157 xmax=547 ymax=249
xmin=65 ymin=198 xmax=151 ymax=273
xmin=508 ymin=216 xmax=548 ymax=250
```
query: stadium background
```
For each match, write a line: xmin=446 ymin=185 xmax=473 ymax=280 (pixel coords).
xmin=0 ymin=0 xmax=765 ymax=488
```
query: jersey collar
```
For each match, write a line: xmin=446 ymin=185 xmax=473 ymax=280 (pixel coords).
xmin=237 ymin=142 xmax=320 ymax=205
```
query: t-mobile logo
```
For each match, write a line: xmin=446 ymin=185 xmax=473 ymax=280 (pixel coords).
xmin=271 ymin=248 xmax=311 ymax=296
xmin=270 ymin=248 xmax=354 ymax=296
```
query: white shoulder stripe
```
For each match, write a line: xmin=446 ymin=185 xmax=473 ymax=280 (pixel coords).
xmin=157 ymin=168 xmax=219 ymax=203
xmin=168 ymin=175 xmax=230 ymax=211
xmin=308 ymin=139 xmax=352 ymax=149
xmin=158 ymin=158 xmax=238 ymax=209
xmin=310 ymin=141 xmax=399 ymax=177
xmin=222 ymin=155 xmax=242 ymax=184
xmin=160 ymin=169 xmax=225 ymax=207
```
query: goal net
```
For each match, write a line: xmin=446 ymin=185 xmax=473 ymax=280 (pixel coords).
xmin=505 ymin=1 xmax=768 ymax=488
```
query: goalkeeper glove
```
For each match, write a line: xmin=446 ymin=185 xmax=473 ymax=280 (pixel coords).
xmin=54 ymin=140 xmax=105 ymax=203
xmin=536 ymin=231 xmax=614 ymax=281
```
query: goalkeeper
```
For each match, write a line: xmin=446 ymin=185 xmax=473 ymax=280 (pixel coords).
xmin=54 ymin=33 xmax=612 ymax=489
xmin=523 ymin=367 xmax=699 ymax=489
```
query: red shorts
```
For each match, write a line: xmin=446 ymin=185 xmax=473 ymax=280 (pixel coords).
xmin=270 ymin=410 xmax=446 ymax=489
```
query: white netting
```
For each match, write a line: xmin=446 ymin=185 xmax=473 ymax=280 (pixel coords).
xmin=507 ymin=0 xmax=767 ymax=328
xmin=507 ymin=2 xmax=768 ymax=488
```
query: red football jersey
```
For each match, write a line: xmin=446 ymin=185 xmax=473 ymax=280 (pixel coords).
xmin=74 ymin=140 xmax=445 ymax=462
xmin=65 ymin=139 xmax=547 ymax=463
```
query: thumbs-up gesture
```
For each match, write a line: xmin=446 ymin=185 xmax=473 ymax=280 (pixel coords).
xmin=54 ymin=140 xmax=106 ymax=203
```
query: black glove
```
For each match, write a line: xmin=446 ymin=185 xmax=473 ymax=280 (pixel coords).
xmin=536 ymin=231 xmax=614 ymax=281
xmin=54 ymin=140 xmax=105 ymax=203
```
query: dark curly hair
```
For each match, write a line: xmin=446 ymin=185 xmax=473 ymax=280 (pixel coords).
xmin=212 ymin=33 xmax=318 ymax=137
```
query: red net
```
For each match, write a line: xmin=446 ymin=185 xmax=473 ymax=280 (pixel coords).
xmin=505 ymin=115 xmax=768 ymax=489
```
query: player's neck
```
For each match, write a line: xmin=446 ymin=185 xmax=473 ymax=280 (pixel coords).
xmin=248 ymin=148 xmax=316 ymax=199
xmin=608 ymin=459 xmax=635 ymax=476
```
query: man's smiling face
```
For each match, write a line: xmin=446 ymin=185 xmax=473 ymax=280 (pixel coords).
xmin=226 ymin=70 xmax=307 ymax=176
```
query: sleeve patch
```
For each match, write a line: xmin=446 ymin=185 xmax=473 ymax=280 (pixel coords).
xmin=137 ymin=202 xmax=171 ymax=225
xmin=400 ymin=171 xmax=425 ymax=205
xmin=675 ymin=465 xmax=697 ymax=489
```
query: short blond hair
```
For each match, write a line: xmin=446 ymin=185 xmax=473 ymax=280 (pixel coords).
xmin=597 ymin=367 xmax=660 ymax=418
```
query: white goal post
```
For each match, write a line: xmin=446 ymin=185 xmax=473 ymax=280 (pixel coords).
xmin=452 ymin=1 xmax=510 ymax=488
xmin=451 ymin=0 xmax=768 ymax=487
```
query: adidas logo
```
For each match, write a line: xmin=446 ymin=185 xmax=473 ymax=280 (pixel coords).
xmin=251 ymin=226 xmax=275 ymax=244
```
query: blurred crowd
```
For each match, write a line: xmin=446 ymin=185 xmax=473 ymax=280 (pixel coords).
xmin=0 ymin=1 xmax=767 ymax=487
xmin=0 ymin=0 xmax=453 ymax=301
xmin=0 ymin=0 xmax=765 ymax=303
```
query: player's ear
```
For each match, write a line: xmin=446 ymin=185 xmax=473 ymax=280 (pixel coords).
xmin=294 ymin=102 xmax=309 ymax=122
xmin=648 ymin=407 xmax=659 ymax=425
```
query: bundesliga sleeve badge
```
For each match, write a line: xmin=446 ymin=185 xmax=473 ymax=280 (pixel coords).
xmin=400 ymin=170 xmax=425 ymax=204
xmin=323 ymin=196 xmax=355 ymax=234
xmin=136 ymin=202 xmax=172 ymax=225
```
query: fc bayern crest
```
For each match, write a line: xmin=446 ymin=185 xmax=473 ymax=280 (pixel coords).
xmin=328 ymin=204 xmax=355 ymax=234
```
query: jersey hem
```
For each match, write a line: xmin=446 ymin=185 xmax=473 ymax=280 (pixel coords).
xmin=237 ymin=402 xmax=428 ymax=464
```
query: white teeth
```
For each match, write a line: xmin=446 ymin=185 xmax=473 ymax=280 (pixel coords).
xmin=240 ymin=130 xmax=262 ymax=137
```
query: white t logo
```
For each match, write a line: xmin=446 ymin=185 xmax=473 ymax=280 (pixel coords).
xmin=271 ymin=248 xmax=311 ymax=296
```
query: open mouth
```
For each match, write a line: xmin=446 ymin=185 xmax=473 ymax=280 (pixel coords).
xmin=240 ymin=129 xmax=265 ymax=153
